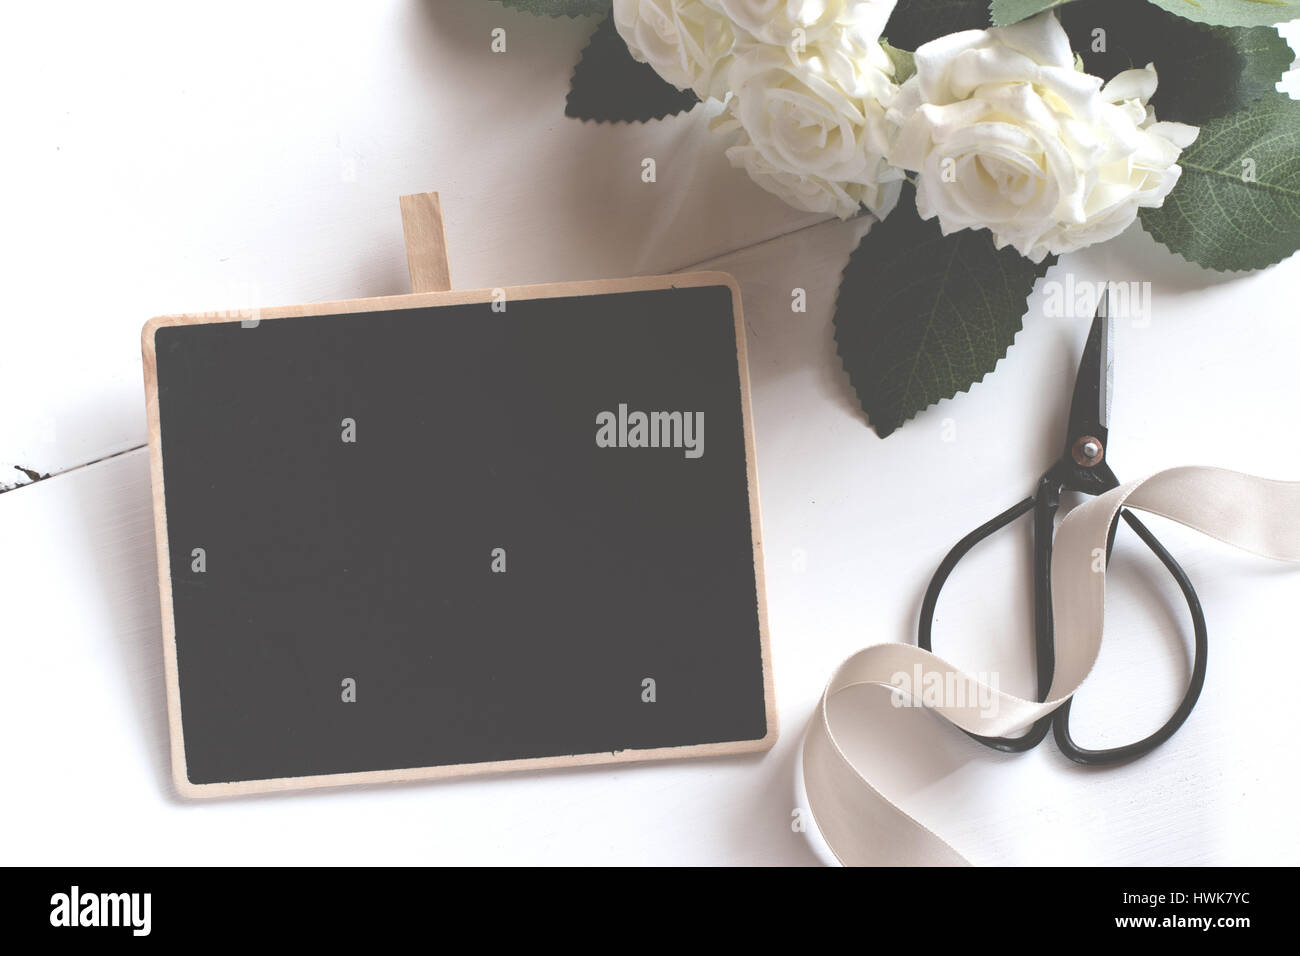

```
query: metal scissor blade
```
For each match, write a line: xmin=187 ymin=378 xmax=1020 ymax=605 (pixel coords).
xmin=1063 ymin=289 xmax=1112 ymax=466
xmin=1100 ymin=290 xmax=1113 ymax=430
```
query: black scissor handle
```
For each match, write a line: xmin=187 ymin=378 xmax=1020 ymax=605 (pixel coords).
xmin=1052 ymin=509 xmax=1208 ymax=765
xmin=920 ymin=490 xmax=1209 ymax=765
xmin=918 ymin=493 xmax=1056 ymax=753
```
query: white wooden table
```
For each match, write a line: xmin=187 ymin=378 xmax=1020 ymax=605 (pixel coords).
xmin=3 ymin=1 xmax=1298 ymax=865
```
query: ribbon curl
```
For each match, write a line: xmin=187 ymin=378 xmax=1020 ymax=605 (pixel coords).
xmin=802 ymin=467 xmax=1300 ymax=866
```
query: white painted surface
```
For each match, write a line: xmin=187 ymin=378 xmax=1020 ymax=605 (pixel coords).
xmin=0 ymin=0 xmax=821 ymax=488
xmin=2 ymin=2 xmax=1298 ymax=865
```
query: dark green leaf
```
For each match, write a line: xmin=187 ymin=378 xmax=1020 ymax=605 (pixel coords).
xmin=883 ymin=0 xmax=991 ymax=51
xmin=990 ymin=0 xmax=1082 ymax=26
xmin=1141 ymin=92 xmax=1300 ymax=272
xmin=493 ymin=0 xmax=611 ymax=17
xmin=1061 ymin=0 xmax=1294 ymax=126
xmin=566 ymin=15 xmax=699 ymax=123
xmin=834 ymin=187 xmax=1054 ymax=437
xmin=1146 ymin=0 xmax=1300 ymax=28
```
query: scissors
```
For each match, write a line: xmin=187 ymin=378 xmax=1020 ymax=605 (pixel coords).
xmin=917 ymin=291 xmax=1207 ymax=766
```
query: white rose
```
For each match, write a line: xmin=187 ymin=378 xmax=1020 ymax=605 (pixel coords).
xmin=887 ymin=12 xmax=1199 ymax=262
xmin=723 ymin=135 xmax=900 ymax=218
xmin=612 ymin=0 xmax=737 ymax=100
xmin=718 ymin=16 xmax=904 ymax=219
xmin=703 ymin=0 xmax=895 ymax=50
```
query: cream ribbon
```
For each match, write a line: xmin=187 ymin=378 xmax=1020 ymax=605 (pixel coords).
xmin=801 ymin=467 xmax=1300 ymax=866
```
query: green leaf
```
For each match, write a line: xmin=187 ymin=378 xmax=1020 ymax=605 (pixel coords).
xmin=1146 ymin=0 xmax=1300 ymax=28
xmin=1061 ymin=0 xmax=1294 ymax=126
xmin=492 ymin=0 xmax=611 ymax=17
xmin=884 ymin=0 xmax=992 ymax=51
xmin=566 ymin=15 xmax=700 ymax=123
xmin=880 ymin=39 xmax=917 ymax=84
xmin=990 ymin=0 xmax=1082 ymax=27
xmin=1140 ymin=93 xmax=1300 ymax=272
xmin=834 ymin=188 xmax=1054 ymax=437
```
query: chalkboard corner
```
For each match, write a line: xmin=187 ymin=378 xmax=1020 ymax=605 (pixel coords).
xmin=679 ymin=270 xmax=741 ymax=308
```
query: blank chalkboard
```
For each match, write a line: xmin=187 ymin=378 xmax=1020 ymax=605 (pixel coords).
xmin=142 ymin=273 xmax=775 ymax=797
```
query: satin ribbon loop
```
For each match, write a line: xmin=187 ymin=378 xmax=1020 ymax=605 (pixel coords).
xmin=802 ymin=467 xmax=1300 ymax=866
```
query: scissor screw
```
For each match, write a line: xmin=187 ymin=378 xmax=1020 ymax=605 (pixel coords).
xmin=1073 ymin=436 xmax=1104 ymax=467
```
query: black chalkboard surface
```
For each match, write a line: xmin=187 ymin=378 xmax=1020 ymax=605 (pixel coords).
xmin=143 ymin=273 xmax=775 ymax=796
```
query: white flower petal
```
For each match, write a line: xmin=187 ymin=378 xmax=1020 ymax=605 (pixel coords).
xmin=883 ymin=11 xmax=1197 ymax=260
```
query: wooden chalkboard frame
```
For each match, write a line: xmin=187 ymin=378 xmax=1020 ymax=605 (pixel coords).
xmin=142 ymin=269 xmax=776 ymax=798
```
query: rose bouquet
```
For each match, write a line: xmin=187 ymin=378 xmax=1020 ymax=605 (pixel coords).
xmin=493 ymin=0 xmax=1300 ymax=435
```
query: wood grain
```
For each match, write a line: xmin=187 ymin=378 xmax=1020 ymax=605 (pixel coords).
xmin=398 ymin=192 xmax=452 ymax=294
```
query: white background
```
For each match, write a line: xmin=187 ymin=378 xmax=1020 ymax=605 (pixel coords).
xmin=2 ymin=1 xmax=1298 ymax=865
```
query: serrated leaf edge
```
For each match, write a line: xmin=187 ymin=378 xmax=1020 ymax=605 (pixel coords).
xmin=1137 ymin=90 xmax=1300 ymax=274
xmin=1146 ymin=0 xmax=1300 ymax=30
xmin=563 ymin=22 xmax=701 ymax=123
xmin=831 ymin=227 xmax=1054 ymax=436
xmin=1156 ymin=19 xmax=1294 ymax=123
xmin=1138 ymin=208 xmax=1300 ymax=274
